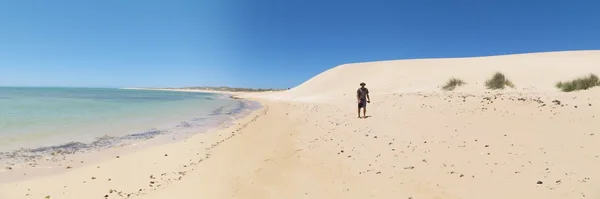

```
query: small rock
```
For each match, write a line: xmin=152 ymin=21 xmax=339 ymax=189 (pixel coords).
xmin=552 ymin=100 xmax=561 ymax=105
xmin=537 ymin=181 xmax=543 ymax=185
xmin=164 ymin=154 xmax=168 ymax=157
xmin=485 ymin=145 xmax=489 ymax=147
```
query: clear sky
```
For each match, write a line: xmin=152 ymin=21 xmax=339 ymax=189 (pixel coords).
xmin=1 ymin=1 xmax=599 ymax=88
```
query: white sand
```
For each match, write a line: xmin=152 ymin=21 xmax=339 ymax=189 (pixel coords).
xmin=2 ymin=50 xmax=600 ymax=199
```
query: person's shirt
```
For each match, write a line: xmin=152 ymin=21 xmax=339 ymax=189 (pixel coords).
xmin=357 ymin=87 xmax=369 ymax=100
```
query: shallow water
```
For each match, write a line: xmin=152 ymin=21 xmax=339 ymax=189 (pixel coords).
xmin=0 ymin=87 xmax=248 ymax=152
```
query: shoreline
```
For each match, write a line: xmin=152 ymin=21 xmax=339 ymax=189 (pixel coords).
xmin=0 ymin=98 xmax=261 ymax=184
xmin=121 ymin=87 xmax=239 ymax=95
xmin=0 ymin=97 xmax=269 ymax=198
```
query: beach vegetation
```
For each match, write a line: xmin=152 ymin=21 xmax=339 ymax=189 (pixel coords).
xmin=441 ymin=78 xmax=466 ymax=91
xmin=485 ymin=72 xmax=515 ymax=90
xmin=555 ymin=74 xmax=600 ymax=92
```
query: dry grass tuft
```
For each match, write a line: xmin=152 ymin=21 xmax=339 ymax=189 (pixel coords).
xmin=556 ymin=74 xmax=600 ymax=92
xmin=485 ymin=72 xmax=515 ymax=90
xmin=441 ymin=78 xmax=466 ymax=91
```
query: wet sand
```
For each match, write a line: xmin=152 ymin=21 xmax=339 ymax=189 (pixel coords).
xmin=0 ymin=100 xmax=258 ymax=183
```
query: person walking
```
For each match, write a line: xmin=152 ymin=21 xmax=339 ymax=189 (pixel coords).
xmin=357 ymin=82 xmax=370 ymax=118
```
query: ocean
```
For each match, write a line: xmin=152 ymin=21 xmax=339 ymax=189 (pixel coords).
xmin=0 ymin=87 xmax=255 ymax=154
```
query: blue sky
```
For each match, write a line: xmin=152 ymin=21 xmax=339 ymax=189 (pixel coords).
xmin=1 ymin=1 xmax=599 ymax=88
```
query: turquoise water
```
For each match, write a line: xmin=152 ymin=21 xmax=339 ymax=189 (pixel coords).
xmin=0 ymin=87 xmax=246 ymax=152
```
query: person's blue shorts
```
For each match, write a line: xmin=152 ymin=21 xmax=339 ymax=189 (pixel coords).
xmin=358 ymin=99 xmax=367 ymax=109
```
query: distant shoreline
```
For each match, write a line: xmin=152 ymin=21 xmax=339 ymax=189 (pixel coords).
xmin=122 ymin=87 xmax=236 ymax=95
xmin=121 ymin=87 xmax=287 ymax=96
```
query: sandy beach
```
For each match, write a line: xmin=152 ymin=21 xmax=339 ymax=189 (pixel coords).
xmin=2 ymin=50 xmax=600 ymax=199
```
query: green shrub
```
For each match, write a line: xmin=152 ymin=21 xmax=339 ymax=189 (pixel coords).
xmin=485 ymin=72 xmax=515 ymax=90
xmin=556 ymin=74 xmax=600 ymax=92
xmin=441 ymin=78 xmax=466 ymax=91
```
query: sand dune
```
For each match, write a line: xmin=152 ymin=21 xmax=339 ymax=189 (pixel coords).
xmin=251 ymin=50 xmax=600 ymax=102
xmin=1 ymin=50 xmax=599 ymax=199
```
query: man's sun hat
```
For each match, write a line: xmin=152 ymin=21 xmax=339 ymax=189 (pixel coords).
xmin=360 ymin=82 xmax=366 ymax=86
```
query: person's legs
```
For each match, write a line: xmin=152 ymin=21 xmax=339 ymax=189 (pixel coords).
xmin=357 ymin=100 xmax=364 ymax=118
xmin=363 ymin=107 xmax=367 ymax=118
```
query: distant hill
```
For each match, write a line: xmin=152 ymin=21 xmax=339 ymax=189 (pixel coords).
xmin=171 ymin=86 xmax=289 ymax=92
